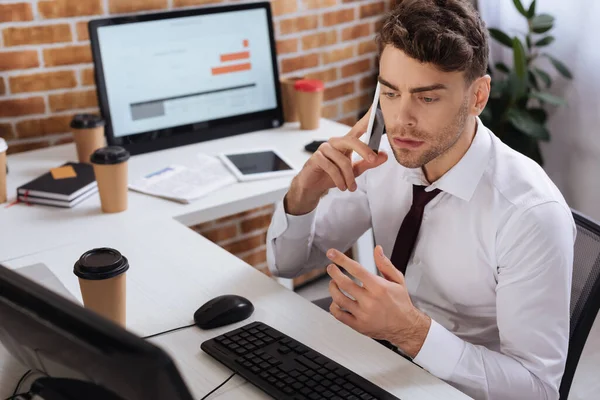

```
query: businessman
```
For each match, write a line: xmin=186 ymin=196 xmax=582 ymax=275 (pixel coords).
xmin=266 ymin=0 xmax=576 ymax=399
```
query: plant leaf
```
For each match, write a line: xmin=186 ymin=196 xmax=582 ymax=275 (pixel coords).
xmin=543 ymin=53 xmax=574 ymax=79
xmin=530 ymin=91 xmax=567 ymax=106
xmin=527 ymin=0 xmax=536 ymax=18
xmin=531 ymin=14 xmax=554 ymax=33
xmin=528 ymin=107 xmax=548 ymax=123
xmin=529 ymin=70 xmax=540 ymax=91
xmin=513 ymin=0 xmax=529 ymax=18
xmin=535 ymin=36 xmax=555 ymax=47
xmin=513 ymin=37 xmax=527 ymax=80
xmin=508 ymin=71 xmax=527 ymax=101
xmin=495 ymin=62 xmax=510 ymax=73
xmin=526 ymin=35 xmax=532 ymax=49
xmin=507 ymin=108 xmax=550 ymax=140
xmin=533 ymin=68 xmax=552 ymax=88
xmin=489 ymin=28 xmax=514 ymax=48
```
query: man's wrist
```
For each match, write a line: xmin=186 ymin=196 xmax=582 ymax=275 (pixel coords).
xmin=392 ymin=309 xmax=431 ymax=359
xmin=284 ymin=180 xmax=323 ymax=216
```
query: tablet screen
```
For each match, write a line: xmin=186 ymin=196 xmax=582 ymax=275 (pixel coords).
xmin=225 ymin=151 xmax=292 ymax=175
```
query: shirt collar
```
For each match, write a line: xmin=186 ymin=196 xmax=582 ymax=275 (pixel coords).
xmin=399 ymin=117 xmax=492 ymax=202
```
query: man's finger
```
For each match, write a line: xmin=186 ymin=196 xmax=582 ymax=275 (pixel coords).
xmin=329 ymin=280 xmax=360 ymax=315
xmin=374 ymin=245 xmax=405 ymax=285
xmin=327 ymin=263 xmax=366 ymax=302
xmin=326 ymin=248 xmax=376 ymax=288
xmin=353 ymin=151 xmax=388 ymax=177
xmin=330 ymin=302 xmax=358 ymax=327
xmin=330 ymin=136 xmax=377 ymax=164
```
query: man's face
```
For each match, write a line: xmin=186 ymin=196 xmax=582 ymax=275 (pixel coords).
xmin=378 ymin=45 xmax=474 ymax=169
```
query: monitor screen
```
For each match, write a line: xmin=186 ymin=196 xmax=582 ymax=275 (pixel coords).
xmin=89 ymin=3 xmax=283 ymax=155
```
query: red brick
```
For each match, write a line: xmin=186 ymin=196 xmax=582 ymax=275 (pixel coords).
xmin=16 ymin=115 xmax=75 ymax=138
xmin=55 ymin=135 xmax=74 ymax=145
xmin=0 ymin=124 xmax=15 ymax=140
xmin=49 ymin=89 xmax=98 ymax=112
xmin=2 ymin=25 xmax=72 ymax=47
xmin=10 ymin=71 xmax=77 ymax=94
xmin=0 ymin=3 xmax=33 ymax=22
xmin=81 ymin=68 xmax=96 ymax=86
xmin=241 ymin=214 xmax=272 ymax=233
xmin=76 ymin=21 xmax=90 ymax=41
xmin=276 ymin=38 xmax=298 ymax=55
xmin=242 ymin=249 xmax=267 ymax=267
xmin=0 ymin=78 xmax=5 ymax=96
xmin=342 ymin=93 xmax=371 ymax=114
xmin=6 ymin=140 xmax=51 ymax=155
xmin=280 ymin=15 xmax=319 ymax=35
xmin=358 ymin=39 xmax=378 ymax=55
xmin=302 ymin=30 xmax=337 ymax=50
xmin=109 ymin=0 xmax=167 ymax=14
xmin=0 ymin=50 xmax=39 ymax=71
xmin=360 ymin=1 xmax=385 ymax=18
xmin=341 ymin=59 xmax=371 ymax=78
xmin=360 ymin=74 xmax=378 ymax=90
xmin=337 ymin=115 xmax=358 ymax=126
xmin=202 ymin=224 xmax=238 ymax=243
xmin=43 ymin=45 xmax=92 ymax=67
xmin=173 ymin=0 xmax=223 ymax=6
xmin=38 ymin=0 xmax=103 ymax=19
xmin=306 ymin=67 xmax=338 ymax=82
xmin=271 ymin=0 xmax=298 ymax=16
xmin=321 ymin=45 xmax=354 ymax=64
xmin=321 ymin=103 xmax=339 ymax=119
xmin=342 ymin=22 xmax=372 ymax=41
xmin=0 ymin=97 xmax=45 ymax=118
xmin=322 ymin=8 xmax=354 ymax=27
xmin=281 ymin=53 xmax=319 ymax=74
xmin=303 ymin=0 xmax=337 ymax=9
xmin=222 ymin=233 xmax=265 ymax=255
xmin=324 ymin=81 xmax=355 ymax=101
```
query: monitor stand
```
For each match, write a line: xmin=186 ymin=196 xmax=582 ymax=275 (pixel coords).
xmin=28 ymin=377 xmax=124 ymax=400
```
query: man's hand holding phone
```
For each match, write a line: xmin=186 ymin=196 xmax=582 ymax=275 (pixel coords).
xmin=284 ymin=106 xmax=388 ymax=216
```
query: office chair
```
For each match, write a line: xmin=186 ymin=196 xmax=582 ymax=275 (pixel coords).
xmin=560 ymin=209 xmax=600 ymax=399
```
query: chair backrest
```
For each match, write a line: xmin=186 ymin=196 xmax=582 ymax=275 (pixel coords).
xmin=560 ymin=210 xmax=600 ymax=399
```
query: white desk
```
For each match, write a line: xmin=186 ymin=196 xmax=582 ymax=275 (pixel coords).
xmin=0 ymin=118 xmax=468 ymax=399
xmin=0 ymin=218 xmax=469 ymax=399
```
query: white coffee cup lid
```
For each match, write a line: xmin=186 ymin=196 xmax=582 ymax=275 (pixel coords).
xmin=0 ymin=138 xmax=7 ymax=153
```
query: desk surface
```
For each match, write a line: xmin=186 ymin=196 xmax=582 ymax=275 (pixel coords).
xmin=0 ymin=119 xmax=470 ymax=399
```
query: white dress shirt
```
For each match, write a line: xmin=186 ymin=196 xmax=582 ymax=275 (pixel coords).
xmin=266 ymin=118 xmax=576 ymax=400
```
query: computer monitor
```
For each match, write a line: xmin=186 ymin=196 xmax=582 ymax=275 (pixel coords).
xmin=89 ymin=1 xmax=283 ymax=155
xmin=0 ymin=263 xmax=194 ymax=400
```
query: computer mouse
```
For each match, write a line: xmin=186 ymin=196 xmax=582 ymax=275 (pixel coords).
xmin=194 ymin=294 xmax=254 ymax=330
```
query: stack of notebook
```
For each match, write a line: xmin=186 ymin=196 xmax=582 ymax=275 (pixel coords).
xmin=17 ymin=162 xmax=98 ymax=208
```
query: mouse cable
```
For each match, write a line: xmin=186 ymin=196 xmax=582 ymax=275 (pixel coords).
xmin=200 ymin=372 xmax=238 ymax=400
xmin=143 ymin=323 xmax=196 ymax=340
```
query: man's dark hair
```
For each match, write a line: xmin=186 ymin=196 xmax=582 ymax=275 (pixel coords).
xmin=375 ymin=0 xmax=489 ymax=83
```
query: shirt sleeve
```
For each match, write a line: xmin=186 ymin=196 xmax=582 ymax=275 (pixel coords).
xmin=266 ymin=172 xmax=372 ymax=278
xmin=413 ymin=202 xmax=575 ymax=400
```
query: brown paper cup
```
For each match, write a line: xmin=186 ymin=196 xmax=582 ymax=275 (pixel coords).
xmin=78 ymin=273 xmax=126 ymax=326
xmin=280 ymin=77 xmax=304 ymax=123
xmin=0 ymin=150 xmax=6 ymax=204
xmin=74 ymin=248 xmax=129 ymax=327
xmin=73 ymin=127 xmax=105 ymax=164
xmin=296 ymin=90 xmax=324 ymax=130
xmin=93 ymin=162 xmax=128 ymax=213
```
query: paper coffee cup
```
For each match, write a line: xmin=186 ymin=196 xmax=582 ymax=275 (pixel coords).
xmin=0 ymin=138 xmax=7 ymax=204
xmin=280 ymin=76 xmax=304 ymax=123
xmin=91 ymin=146 xmax=130 ymax=213
xmin=74 ymin=248 xmax=129 ymax=326
xmin=294 ymin=79 xmax=325 ymax=130
xmin=70 ymin=114 xmax=106 ymax=164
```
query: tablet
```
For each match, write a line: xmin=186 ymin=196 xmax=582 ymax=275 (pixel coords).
xmin=218 ymin=149 xmax=296 ymax=181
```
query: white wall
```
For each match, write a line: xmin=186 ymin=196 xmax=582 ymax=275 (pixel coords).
xmin=479 ymin=0 xmax=600 ymax=221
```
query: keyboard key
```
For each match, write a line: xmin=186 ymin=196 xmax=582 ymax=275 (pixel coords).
xmin=225 ymin=328 xmax=244 ymax=338
xmin=323 ymin=391 xmax=335 ymax=398
xmin=306 ymin=352 xmax=319 ymax=360
xmin=240 ymin=332 xmax=250 ymax=338
xmin=296 ymin=365 xmax=308 ymax=373
xmin=324 ymin=362 xmax=338 ymax=371
xmin=352 ymin=387 xmax=365 ymax=396
xmin=304 ymin=370 xmax=315 ymax=377
xmin=339 ymin=390 xmax=351 ymax=397
xmin=289 ymin=370 xmax=301 ymax=378
xmin=314 ymin=385 xmax=326 ymax=392
xmin=221 ymin=339 xmax=232 ymax=346
xmin=326 ymin=372 xmax=337 ymax=380
xmin=235 ymin=348 xmax=246 ymax=355
xmin=255 ymin=349 xmax=265 ymax=356
xmin=296 ymin=356 xmax=320 ymax=370
xmin=267 ymin=376 xmax=277 ymax=384
xmin=243 ymin=322 xmax=262 ymax=331
xmin=306 ymin=379 xmax=317 ymax=387
xmin=243 ymin=361 xmax=253 ymax=368
xmin=330 ymin=384 xmax=342 ymax=392
xmin=258 ymin=325 xmax=268 ymax=331
xmin=292 ymin=382 xmax=304 ymax=390
xmin=298 ymin=375 xmax=309 ymax=383
xmin=259 ymin=372 xmax=269 ymax=379
xmin=308 ymin=393 xmax=320 ymax=400
xmin=284 ymin=377 xmax=295 ymax=385
xmin=249 ymin=328 xmax=260 ymax=334
xmin=238 ymin=339 xmax=249 ymax=346
xmin=255 ymin=340 xmax=266 ymax=347
xmin=360 ymin=394 xmax=374 ymax=400
xmin=322 ymin=379 xmax=332 ymax=386
xmin=268 ymin=358 xmax=281 ymax=366
xmin=259 ymin=362 xmax=270 ymax=370
xmin=276 ymin=381 xmax=286 ymax=389
xmin=313 ymin=375 xmax=323 ymax=382
xmin=300 ymin=388 xmax=312 ymax=396
xmin=318 ymin=368 xmax=329 ymax=375
xmin=215 ymin=335 xmax=226 ymax=342
xmin=251 ymin=366 xmax=260 ymax=373
xmin=348 ymin=396 xmax=360 ymax=400
xmin=260 ymin=353 xmax=270 ymax=360
xmin=313 ymin=356 xmax=328 ymax=365
xmin=283 ymin=387 xmax=294 ymax=394
xmin=295 ymin=345 xmax=310 ymax=355
xmin=246 ymin=344 xmax=257 ymax=351
xmin=256 ymin=332 xmax=266 ymax=338
xmin=281 ymin=338 xmax=292 ymax=345
xmin=229 ymin=343 xmax=239 ymax=350
xmin=278 ymin=346 xmax=292 ymax=354
xmin=334 ymin=377 xmax=345 ymax=385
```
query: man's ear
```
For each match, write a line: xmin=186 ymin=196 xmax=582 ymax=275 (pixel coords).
xmin=471 ymin=74 xmax=491 ymax=116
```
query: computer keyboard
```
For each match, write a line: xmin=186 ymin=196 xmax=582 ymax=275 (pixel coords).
xmin=201 ymin=321 xmax=400 ymax=400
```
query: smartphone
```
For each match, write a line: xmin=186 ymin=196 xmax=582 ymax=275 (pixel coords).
xmin=364 ymin=81 xmax=385 ymax=154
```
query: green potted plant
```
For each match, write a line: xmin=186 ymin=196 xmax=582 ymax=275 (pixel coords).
xmin=480 ymin=0 xmax=573 ymax=165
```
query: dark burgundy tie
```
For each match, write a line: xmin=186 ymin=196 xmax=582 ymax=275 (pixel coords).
xmin=390 ymin=185 xmax=442 ymax=275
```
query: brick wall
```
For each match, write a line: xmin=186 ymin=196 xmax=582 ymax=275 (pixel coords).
xmin=0 ymin=0 xmax=389 ymax=283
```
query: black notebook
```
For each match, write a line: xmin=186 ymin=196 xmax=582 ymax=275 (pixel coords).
xmin=17 ymin=162 xmax=98 ymax=206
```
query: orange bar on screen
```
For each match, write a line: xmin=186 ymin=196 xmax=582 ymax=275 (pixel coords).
xmin=220 ymin=51 xmax=250 ymax=62
xmin=243 ymin=39 xmax=249 ymax=47
xmin=211 ymin=63 xmax=252 ymax=75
